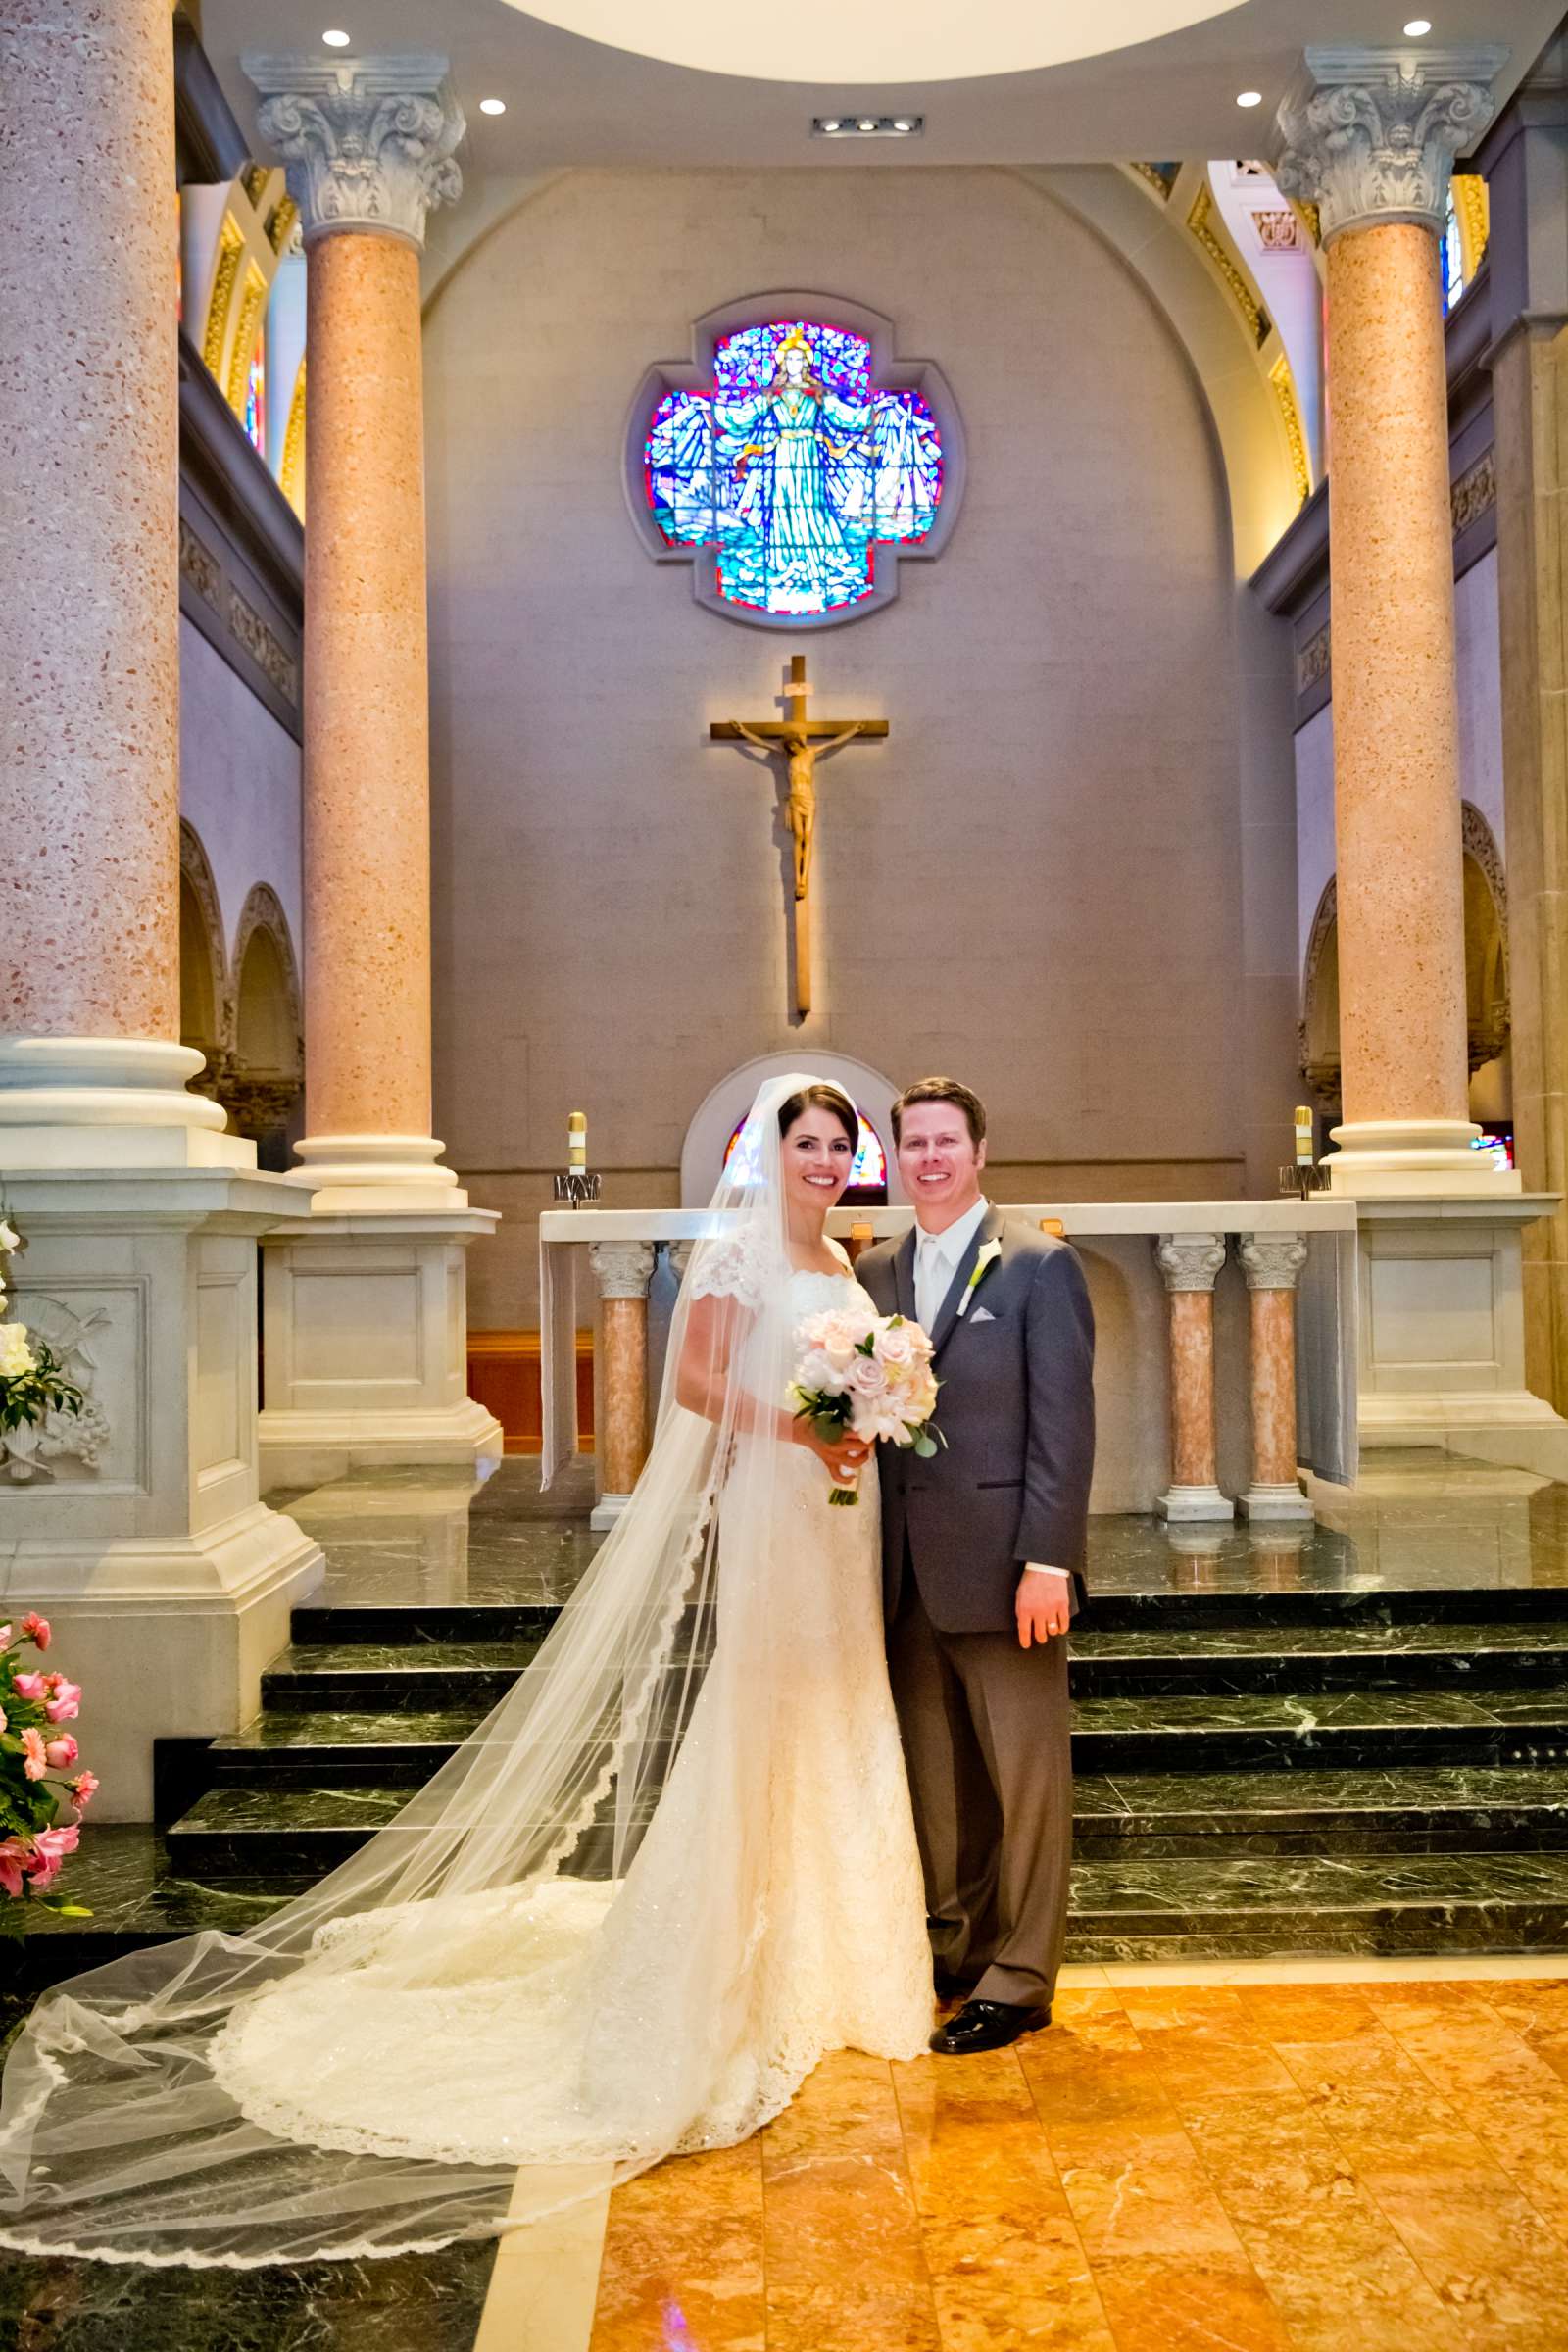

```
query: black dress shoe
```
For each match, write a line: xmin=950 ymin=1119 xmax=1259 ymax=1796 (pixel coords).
xmin=928 ymin=1999 xmax=1051 ymax=2056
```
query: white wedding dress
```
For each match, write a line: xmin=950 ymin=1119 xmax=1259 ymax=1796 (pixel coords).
xmin=0 ymin=1075 xmax=934 ymax=2267
xmin=207 ymin=1256 xmax=932 ymax=2171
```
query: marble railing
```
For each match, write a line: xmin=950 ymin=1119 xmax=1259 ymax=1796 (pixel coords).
xmin=539 ymin=1200 xmax=1359 ymax=1530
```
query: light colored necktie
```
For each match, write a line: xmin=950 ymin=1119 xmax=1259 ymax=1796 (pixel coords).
xmin=916 ymin=1239 xmax=946 ymax=1334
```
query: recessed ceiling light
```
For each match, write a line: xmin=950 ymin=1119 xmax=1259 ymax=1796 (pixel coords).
xmin=1403 ymin=18 xmax=1432 ymax=33
xmin=820 ymin=117 xmax=841 ymax=131
xmin=857 ymin=117 xmax=878 ymax=130
xmin=892 ymin=117 xmax=916 ymax=132
xmin=479 ymin=96 xmax=507 ymax=114
xmin=321 ymin=27 xmax=351 ymax=46
xmin=1236 ymin=88 xmax=1262 ymax=107
xmin=812 ymin=113 xmax=923 ymax=138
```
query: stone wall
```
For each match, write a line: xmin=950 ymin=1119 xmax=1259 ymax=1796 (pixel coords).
xmin=420 ymin=167 xmax=1296 ymax=1323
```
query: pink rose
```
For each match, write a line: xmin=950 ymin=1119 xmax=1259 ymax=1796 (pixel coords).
xmin=11 ymin=1672 xmax=44 ymax=1700
xmin=0 ymin=1626 xmax=13 ymax=1649
xmin=70 ymin=1771 xmax=99 ymax=1812
xmin=45 ymin=1736 xmax=78 ymax=1771
xmin=43 ymin=1679 xmax=81 ymax=1724
xmin=20 ymin=1727 xmax=47 ymax=1781
xmin=36 ymin=1824 xmax=79 ymax=1861
xmin=848 ymin=1354 xmax=889 ymax=1396
xmin=876 ymin=1325 xmax=915 ymax=1368
xmin=20 ymin=1614 xmax=50 ymax=1651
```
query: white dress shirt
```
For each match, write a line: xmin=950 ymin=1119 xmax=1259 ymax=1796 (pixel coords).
xmin=911 ymin=1196 xmax=1069 ymax=1593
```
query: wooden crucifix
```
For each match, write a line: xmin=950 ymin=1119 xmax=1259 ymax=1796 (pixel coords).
xmin=711 ymin=655 xmax=889 ymax=1018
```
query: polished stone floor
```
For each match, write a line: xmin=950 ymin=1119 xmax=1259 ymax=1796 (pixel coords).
xmin=13 ymin=1972 xmax=1568 ymax=2348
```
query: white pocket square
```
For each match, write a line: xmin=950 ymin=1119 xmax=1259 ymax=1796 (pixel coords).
xmin=969 ymin=1306 xmax=998 ymax=1324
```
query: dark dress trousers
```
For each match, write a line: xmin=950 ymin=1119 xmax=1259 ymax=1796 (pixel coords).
xmin=858 ymin=1206 xmax=1096 ymax=2008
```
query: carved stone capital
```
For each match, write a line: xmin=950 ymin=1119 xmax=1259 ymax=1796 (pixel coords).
xmin=1275 ymin=46 xmax=1505 ymax=244
xmin=1239 ymin=1234 xmax=1309 ymax=1293
xmin=242 ymin=53 xmax=464 ymax=251
xmin=589 ymin=1242 xmax=657 ymax=1301
xmin=1154 ymin=1234 xmax=1227 ymax=1294
xmin=665 ymin=1241 xmax=695 ymax=1282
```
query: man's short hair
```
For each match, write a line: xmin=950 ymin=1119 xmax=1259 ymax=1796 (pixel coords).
xmin=891 ymin=1077 xmax=988 ymax=1150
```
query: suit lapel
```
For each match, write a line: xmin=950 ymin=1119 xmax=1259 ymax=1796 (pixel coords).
xmin=894 ymin=1227 xmax=917 ymax=1324
xmin=929 ymin=1203 xmax=1006 ymax=1359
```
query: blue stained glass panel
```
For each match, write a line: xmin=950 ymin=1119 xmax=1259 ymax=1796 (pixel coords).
xmin=646 ymin=319 xmax=944 ymax=618
xmin=724 ymin=1107 xmax=888 ymax=1193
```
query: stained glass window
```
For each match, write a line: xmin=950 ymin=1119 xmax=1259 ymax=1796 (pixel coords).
xmin=646 ymin=319 xmax=943 ymax=619
xmin=244 ymin=339 xmax=267 ymax=458
xmin=1441 ymin=189 xmax=1465 ymax=315
xmin=724 ymin=1105 xmax=889 ymax=1196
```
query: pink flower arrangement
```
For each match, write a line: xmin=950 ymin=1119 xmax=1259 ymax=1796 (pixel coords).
xmin=790 ymin=1304 xmax=943 ymax=1506
xmin=0 ymin=1616 xmax=93 ymax=1924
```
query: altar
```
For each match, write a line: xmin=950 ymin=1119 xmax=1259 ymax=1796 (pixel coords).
xmin=539 ymin=1199 xmax=1360 ymax=1528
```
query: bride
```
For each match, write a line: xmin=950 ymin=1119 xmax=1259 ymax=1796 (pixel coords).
xmin=0 ymin=1072 xmax=934 ymax=2265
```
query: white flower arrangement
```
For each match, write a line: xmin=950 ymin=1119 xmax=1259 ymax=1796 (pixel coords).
xmin=0 ymin=1213 xmax=84 ymax=1442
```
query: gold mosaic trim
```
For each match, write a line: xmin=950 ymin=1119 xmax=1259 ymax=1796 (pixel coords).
xmin=1451 ymin=446 xmax=1496 ymax=538
xmin=1269 ymin=355 xmax=1311 ymax=510
xmin=268 ymin=195 xmax=299 ymax=255
xmin=1129 ymin=161 xmax=1179 ymax=202
xmin=202 ymin=213 xmax=244 ymax=377
xmin=225 ymin=263 xmax=267 ymax=420
xmin=280 ymin=354 xmax=307 ymax=520
xmin=1453 ymin=173 xmax=1490 ymax=282
xmin=1188 ymin=181 xmax=1270 ymax=348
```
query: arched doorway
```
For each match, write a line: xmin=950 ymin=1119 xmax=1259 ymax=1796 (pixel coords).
xmin=178 ymin=821 xmax=228 ymax=1093
xmin=680 ymin=1052 xmax=906 ymax=1206
xmin=221 ymin=885 xmax=304 ymax=1168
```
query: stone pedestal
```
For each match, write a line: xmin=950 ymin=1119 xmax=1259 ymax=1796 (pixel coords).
xmin=0 ymin=1166 xmax=323 ymax=1820
xmin=1154 ymin=1233 xmax=1234 ymax=1523
xmin=1238 ymin=1233 xmax=1313 ymax=1522
xmin=259 ymin=1209 xmax=502 ymax=1489
xmin=589 ymin=1241 xmax=657 ymax=1530
xmin=1352 ymin=1197 xmax=1568 ymax=1473
xmin=1277 ymin=45 xmax=1513 ymax=1200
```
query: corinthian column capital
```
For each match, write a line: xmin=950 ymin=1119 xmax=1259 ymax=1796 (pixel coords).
xmin=1154 ymin=1234 xmax=1228 ymax=1294
xmin=1275 ymin=45 xmax=1507 ymax=244
xmin=242 ymin=53 xmax=464 ymax=251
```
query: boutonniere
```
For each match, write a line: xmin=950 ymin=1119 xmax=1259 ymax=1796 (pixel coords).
xmin=956 ymin=1238 xmax=1003 ymax=1318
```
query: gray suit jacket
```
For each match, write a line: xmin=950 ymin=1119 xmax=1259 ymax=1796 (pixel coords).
xmin=858 ymin=1206 xmax=1096 ymax=1634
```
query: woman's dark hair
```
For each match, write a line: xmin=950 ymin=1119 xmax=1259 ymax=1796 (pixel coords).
xmin=778 ymin=1082 xmax=858 ymax=1152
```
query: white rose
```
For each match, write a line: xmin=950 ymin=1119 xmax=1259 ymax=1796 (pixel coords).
xmin=0 ymin=1223 xmax=19 ymax=1255
xmin=848 ymin=1354 xmax=888 ymax=1397
xmin=876 ymin=1325 xmax=915 ymax=1369
xmin=0 ymin=1321 xmax=36 ymax=1378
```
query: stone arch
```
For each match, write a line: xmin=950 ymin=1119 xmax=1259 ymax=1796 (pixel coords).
xmin=220 ymin=884 xmax=304 ymax=1148
xmin=680 ymin=1052 xmax=905 ymax=1207
xmin=1298 ymin=808 xmax=1511 ymax=1122
xmin=178 ymin=819 xmax=229 ymax=1085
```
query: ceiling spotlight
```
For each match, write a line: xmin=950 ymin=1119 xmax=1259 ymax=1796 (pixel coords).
xmin=1236 ymin=88 xmax=1263 ymax=107
xmin=892 ymin=117 xmax=916 ymax=132
xmin=812 ymin=113 xmax=923 ymax=138
xmin=479 ymin=96 xmax=507 ymax=114
xmin=321 ymin=27 xmax=351 ymax=46
xmin=1403 ymin=17 xmax=1432 ymax=32
xmin=820 ymin=117 xmax=842 ymax=131
xmin=857 ymin=117 xmax=878 ymax=130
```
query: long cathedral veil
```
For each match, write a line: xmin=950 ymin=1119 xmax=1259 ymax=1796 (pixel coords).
xmin=0 ymin=1072 xmax=833 ymax=2265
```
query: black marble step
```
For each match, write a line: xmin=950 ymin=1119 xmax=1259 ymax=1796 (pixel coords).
xmin=208 ymin=1707 xmax=485 ymax=1783
xmin=1078 ymin=1585 xmax=1568 ymax=1633
xmin=292 ymin=1603 xmax=563 ymax=1644
xmin=1071 ymin=1685 xmax=1568 ymax=1774
xmin=1069 ymin=1620 xmax=1568 ymax=1698
xmin=165 ymin=1780 xmax=651 ymax=1883
xmin=1074 ymin=1764 xmax=1568 ymax=1856
xmin=1065 ymin=1850 xmax=1568 ymax=1958
xmin=261 ymin=1633 xmax=714 ymax=1714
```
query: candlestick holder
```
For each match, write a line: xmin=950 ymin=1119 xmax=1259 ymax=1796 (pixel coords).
xmin=1278 ymin=1164 xmax=1330 ymax=1201
xmin=554 ymin=1170 xmax=602 ymax=1207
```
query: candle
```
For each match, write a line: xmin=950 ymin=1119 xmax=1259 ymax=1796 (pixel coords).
xmin=568 ymin=1111 xmax=587 ymax=1172
xmin=1294 ymin=1105 xmax=1314 ymax=1167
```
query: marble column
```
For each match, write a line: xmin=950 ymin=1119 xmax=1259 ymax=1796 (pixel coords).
xmin=1153 ymin=1235 xmax=1233 ymax=1523
xmin=1238 ymin=1234 xmax=1313 ymax=1522
xmin=0 ymin=0 xmax=321 ymax=1817
xmin=1277 ymin=45 xmax=1513 ymax=1197
xmin=590 ymin=1242 xmax=657 ymax=1529
xmin=242 ymin=54 xmax=502 ymax=1482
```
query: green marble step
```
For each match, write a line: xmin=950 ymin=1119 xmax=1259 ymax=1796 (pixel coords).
xmin=166 ymin=1780 xmax=657 ymax=1881
xmin=1075 ymin=1764 xmax=1568 ymax=1855
xmin=1065 ymin=1849 xmax=1568 ymax=1958
xmin=1071 ymin=1684 xmax=1568 ymax=1773
xmin=260 ymin=1633 xmax=714 ymax=1713
xmin=1070 ymin=1619 xmax=1568 ymax=1697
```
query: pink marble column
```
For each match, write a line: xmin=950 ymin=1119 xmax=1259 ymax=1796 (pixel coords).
xmin=1278 ymin=45 xmax=1508 ymax=1195
xmin=1238 ymin=1233 xmax=1312 ymax=1522
xmin=590 ymin=1242 xmax=657 ymax=1526
xmin=0 ymin=0 xmax=222 ymax=1137
xmin=1153 ymin=1234 xmax=1233 ymax=1523
xmin=246 ymin=52 xmax=464 ymax=1206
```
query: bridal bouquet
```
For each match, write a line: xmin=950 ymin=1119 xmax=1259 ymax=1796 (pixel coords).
xmin=0 ymin=1613 xmax=95 ymax=1927
xmin=790 ymin=1303 xmax=941 ymax=1506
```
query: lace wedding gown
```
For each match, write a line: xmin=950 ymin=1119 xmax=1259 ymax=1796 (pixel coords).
xmin=0 ymin=1078 xmax=933 ymax=2265
xmin=211 ymin=1262 xmax=933 ymax=2168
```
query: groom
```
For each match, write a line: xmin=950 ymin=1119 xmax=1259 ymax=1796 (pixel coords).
xmin=858 ymin=1078 xmax=1095 ymax=2055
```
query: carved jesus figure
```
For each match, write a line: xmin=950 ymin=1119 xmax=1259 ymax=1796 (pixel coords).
xmin=728 ymin=719 xmax=864 ymax=905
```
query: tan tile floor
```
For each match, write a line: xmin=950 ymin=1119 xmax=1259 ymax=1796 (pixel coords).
xmin=530 ymin=1978 xmax=1568 ymax=2352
